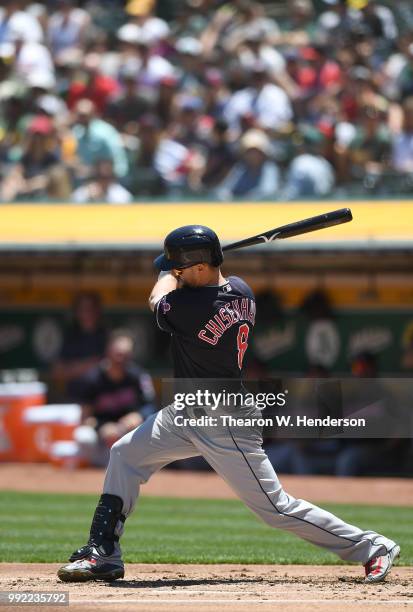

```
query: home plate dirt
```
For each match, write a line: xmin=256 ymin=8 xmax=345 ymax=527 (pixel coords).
xmin=1 ymin=564 xmax=412 ymax=612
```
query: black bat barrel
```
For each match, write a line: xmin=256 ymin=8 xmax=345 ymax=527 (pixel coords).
xmin=277 ymin=208 xmax=352 ymax=239
xmin=222 ymin=208 xmax=353 ymax=252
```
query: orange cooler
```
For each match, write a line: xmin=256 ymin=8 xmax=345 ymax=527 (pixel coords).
xmin=0 ymin=383 xmax=46 ymax=461
xmin=22 ymin=404 xmax=81 ymax=462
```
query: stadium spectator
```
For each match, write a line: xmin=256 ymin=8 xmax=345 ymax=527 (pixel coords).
xmin=52 ymin=292 xmax=107 ymax=401
xmin=0 ymin=115 xmax=70 ymax=201
xmin=394 ymin=42 xmax=413 ymax=101
xmin=298 ymin=44 xmax=342 ymax=96
xmin=105 ymin=61 xmax=150 ymax=133
xmin=74 ymin=330 xmax=156 ymax=467
xmin=34 ymin=93 xmax=69 ymax=124
xmin=129 ymin=113 xmax=165 ymax=196
xmin=223 ymin=62 xmax=293 ymax=132
xmin=336 ymin=100 xmax=391 ymax=188
xmin=11 ymin=38 xmax=54 ymax=81
xmin=72 ymin=159 xmax=133 ymax=204
xmin=155 ymin=74 xmax=178 ymax=128
xmin=66 ymin=53 xmax=120 ymax=114
xmin=231 ymin=26 xmax=286 ymax=80
xmin=174 ymin=36 xmax=205 ymax=93
xmin=317 ymin=0 xmax=359 ymax=47
xmin=391 ymin=96 xmax=413 ymax=174
xmin=71 ymin=98 xmax=129 ymax=181
xmin=173 ymin=95 xmax=205 ymax=146
xmin=201 ymin=119 xmax=236 ymax=191
xmin=358 ymin=0 xmax=398 ymax=42
xmin=202 ymin=68 xmax=230 ymax=120
xmin=25 ymin=71 xmax=58 ymax=112
xmin=152 ymin=114 xmax=206 ymax=197
xmin=133 ymin=32 xmax=175 ymax=99
xmin=215 ymin=129 xmax=280 ymax=200
xmin=125 ymin=0 xmax=170 ymax=47
xmin=47 ymin=0 xmax=91 ymax=56
xmin=283 ymin=126 xmax=335 ymax=199
xmin=0 ymin=1 xmax=43 ymax=45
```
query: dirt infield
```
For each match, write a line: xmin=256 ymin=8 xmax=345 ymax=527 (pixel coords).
xmin=1 ymin=463 xmax=412 ymax=505
xmin=0 ymin=563 xmax=412 ymax=612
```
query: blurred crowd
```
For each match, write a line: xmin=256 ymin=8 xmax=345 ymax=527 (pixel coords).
xmin=1 ymin=0 xmax=413 ymax=202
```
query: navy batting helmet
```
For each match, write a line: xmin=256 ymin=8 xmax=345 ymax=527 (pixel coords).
xmin=154 ymin=225 xmax=224 ymax=271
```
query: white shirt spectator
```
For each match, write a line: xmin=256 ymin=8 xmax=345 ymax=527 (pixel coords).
xmin=283 ymin=154 xmax=335 ymax=199
xmin=224 ymin=83 xmax=293 ymax=131
xmin=14 ymin=43 xmax=54 ymax=79
xmin=154 ymin=138 xmax=190 ymax=187
xmin=0 ymin=9 xmax=43 ymax=43
xmin=379 ymin=53 xmax=409 ymax=101
xmin=72 ymin=183 xmax=133 ymax=204
xmin=135 ymin=55 xmax=176 ymax=98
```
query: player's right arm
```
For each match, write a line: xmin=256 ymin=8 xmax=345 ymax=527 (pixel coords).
xmin=148 ymin=271 xmax=179 ymax=312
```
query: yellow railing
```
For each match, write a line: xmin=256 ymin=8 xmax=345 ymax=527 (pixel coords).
xmin=1 ymin=201 xmax=412 ymax=245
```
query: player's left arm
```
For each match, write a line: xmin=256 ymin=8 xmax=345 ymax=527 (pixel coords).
xmin=148 ymin=271 xmax=179 ymax=311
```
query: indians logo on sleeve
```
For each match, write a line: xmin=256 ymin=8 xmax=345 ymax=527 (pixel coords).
xmin=161 ymin=297 xmax=171 ymax=314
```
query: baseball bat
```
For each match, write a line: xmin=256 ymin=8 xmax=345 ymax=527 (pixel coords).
xmin=222 ymin=208 xmax=352 ymax=252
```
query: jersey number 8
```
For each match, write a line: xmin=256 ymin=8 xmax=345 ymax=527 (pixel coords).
xmin=237 ymin=323 xmax=249 ymax=370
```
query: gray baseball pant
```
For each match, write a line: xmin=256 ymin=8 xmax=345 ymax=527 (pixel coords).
xmin=103 ymin=404 xmax=396 ymax=564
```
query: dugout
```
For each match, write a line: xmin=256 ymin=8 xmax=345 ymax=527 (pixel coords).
xmin=1 ymin=200 xmax=413 ymax=379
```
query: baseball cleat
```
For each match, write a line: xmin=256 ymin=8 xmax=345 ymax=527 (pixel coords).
xmin=57 ymin=556 xmax=124 ymax=583
xmin=364 ymin=544 xmax=400 ymax=583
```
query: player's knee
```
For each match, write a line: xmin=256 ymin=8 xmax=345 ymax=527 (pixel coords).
xmin=110 ymin=424 xmax=136 ymax=451
xmin=109 ymin=429 xmax=141 ymax=465
xmin=109 ymin=436 xmax=128 ymax=462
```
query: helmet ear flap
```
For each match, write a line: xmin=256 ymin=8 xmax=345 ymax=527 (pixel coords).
xmin=211 ymin=244 xmax=224 ymax=267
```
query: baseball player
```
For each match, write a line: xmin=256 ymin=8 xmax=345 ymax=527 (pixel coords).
xmin=58 ymin=225 xmax=400 ymax=584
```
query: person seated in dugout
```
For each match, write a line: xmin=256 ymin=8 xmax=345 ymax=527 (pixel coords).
xmin=52 ymin=292 xmax=107 ymax=401
xmin=74 ymin=330 xmax=156 ymax=467
xmin=335 ymin=352 xmax=409 ymax=477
